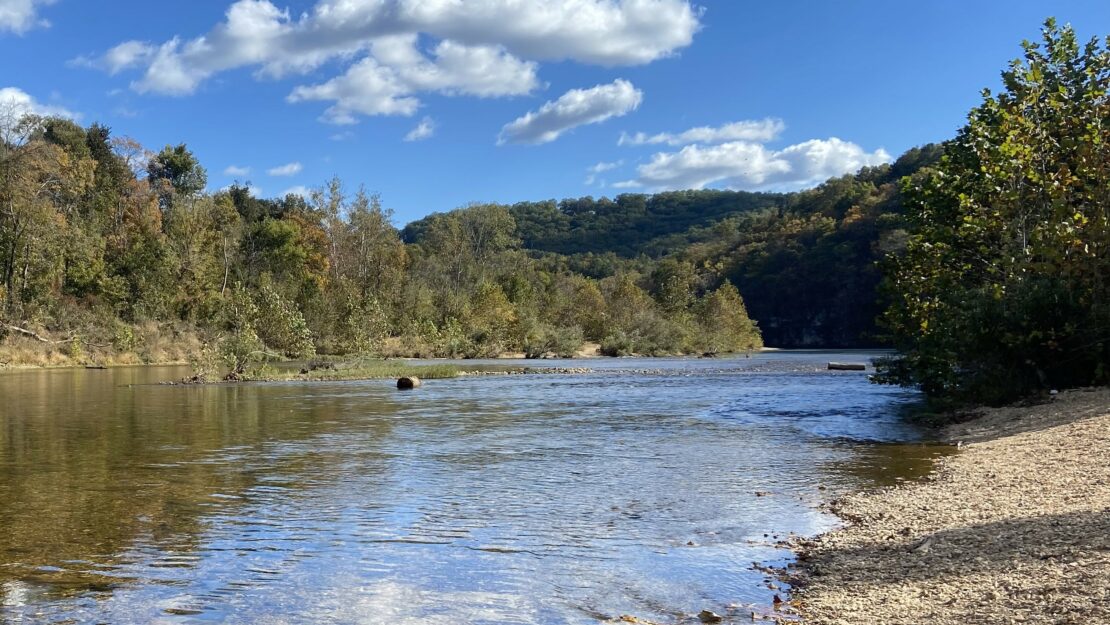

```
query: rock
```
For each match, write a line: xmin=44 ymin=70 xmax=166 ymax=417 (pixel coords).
xmin=910 ymin=536 xmax=935 ymax=553
xmin=697 ymin=610 xmax=723 ymax=623
xmin=396 ymin=376 xmax=422 ymax=389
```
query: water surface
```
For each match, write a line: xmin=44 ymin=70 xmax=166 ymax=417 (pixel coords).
xmin=0 ymin=352 xmax=942 ymax=624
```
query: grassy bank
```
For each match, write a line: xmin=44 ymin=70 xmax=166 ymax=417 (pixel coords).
xmin=787 ymin=388 xmax=1110 ymax=624
xmin=0 ymin=322 xmax=205 ymax=368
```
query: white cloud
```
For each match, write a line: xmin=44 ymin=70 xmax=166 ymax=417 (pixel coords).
xmin=79 ymin=0 xmax=700 ymax=122
xmin=267 ymin=161 xmax=303 ymax=176
xmin=289 ymin=35 xmax=538 ymax=123
xmin=0 ymin=0 xmax=55 ymax=34
xmin=619 ymin=137 xmax=891 ymax=191
xmin=585 ymin=160 xmax=622 ymax=185
xmin=404 ymin=116 xmax=435 ymax=141
xmin=498 ymin=79 xmax=642 ymax=145
xmin=104 ymin=41 xmax=156 ymax=74
xmin=619 ymin=118 xmax=785 ymax=146
xmin=224 ymin=164 xmax=251 ymax=176
xmin=280 ymin=185 xmax=311 ymax=198
xmin=0 ymin=86 xmax=77 ymax=120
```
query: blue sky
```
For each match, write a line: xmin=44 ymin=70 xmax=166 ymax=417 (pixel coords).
xmin=1 ymin=0 xmax=1108 ymax=224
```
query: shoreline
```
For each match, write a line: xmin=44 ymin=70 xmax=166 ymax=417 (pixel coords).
xmin=0 ymin=345 xmax=813 ymax=372
xmin=785 ymin=387 xmax=1110 ymax=624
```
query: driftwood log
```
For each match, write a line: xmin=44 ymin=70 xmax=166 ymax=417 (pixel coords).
xmin=396 ymin=376 xmax=422 ymax=389
xmin=828 ymin=362 xmax=867 ymax=371
xmin=2 ymin=323 xmax=77 ymax=344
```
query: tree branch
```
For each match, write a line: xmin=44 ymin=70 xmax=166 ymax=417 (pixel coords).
xmin=2 ymin=323 xmax=76 ymax=344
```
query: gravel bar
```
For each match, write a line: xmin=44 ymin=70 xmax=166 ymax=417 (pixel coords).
xmin=788 ymin=388 xmax=1110 ymax=624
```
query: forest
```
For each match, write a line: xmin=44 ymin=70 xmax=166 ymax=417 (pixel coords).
xmin=405 ymin=143 xmax=941 ymax=347
xmin=0 ymin=113 xmax=764 ymax=374
xmin=1 ymin=20 xmax=1107 ymax=406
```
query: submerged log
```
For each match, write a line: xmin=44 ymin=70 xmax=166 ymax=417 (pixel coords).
xmin=396 ymin=376 xmax=422 ymax=389
xmin=828 ymin=362 xmax=867 ymax=371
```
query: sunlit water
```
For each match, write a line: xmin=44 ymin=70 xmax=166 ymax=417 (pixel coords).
xmin=0 ymin=352 xmax=944 ymax=624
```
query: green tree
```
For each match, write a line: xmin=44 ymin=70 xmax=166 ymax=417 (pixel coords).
xmin=698 ymin=281 xmax=762 ymax=354
xmin=876 ymin=19 xmax=1110 ymax=404
xmin=147 ymin=144 xmax=207 ymax=212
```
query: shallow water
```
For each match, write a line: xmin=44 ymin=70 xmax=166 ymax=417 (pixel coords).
xmin=0 ymin=352 xmax=944 ymax=624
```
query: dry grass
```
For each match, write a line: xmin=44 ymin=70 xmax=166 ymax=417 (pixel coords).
xmin=0 ymin=321 xmax=206 ymax=368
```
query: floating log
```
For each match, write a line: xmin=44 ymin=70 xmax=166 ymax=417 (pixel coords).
xmin=396 ymin=376 xmax=422 ymax=389
xmin=828 ymin=362 xmax=867 ymax=371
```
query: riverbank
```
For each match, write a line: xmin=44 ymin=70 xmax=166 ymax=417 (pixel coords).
xmin=788 ymin=387 xmax=1110 ymax=624
xmin=0 ymin=335 xmax=786 ymax=371
xmin=0 ymin=322 xmax=204 ymax=369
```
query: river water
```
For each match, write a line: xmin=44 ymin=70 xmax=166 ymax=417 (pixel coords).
xmin=0 ymin=352 xmax=943 ymax=624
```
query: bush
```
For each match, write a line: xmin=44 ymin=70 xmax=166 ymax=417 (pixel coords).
xmin=523 ymin=323 xmax=583 ymax=358
xmin=600 ymin=331 xmax=636 ymax=357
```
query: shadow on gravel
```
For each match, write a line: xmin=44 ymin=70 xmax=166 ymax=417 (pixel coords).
xmin=799 ymin=508 xmax=1110 ymax=590
xmin=943 ymin=388 xmax=1110 ymax=444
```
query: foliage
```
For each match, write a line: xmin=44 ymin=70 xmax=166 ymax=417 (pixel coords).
xmin=522 ymin=322 xmax=584 ymax=359
xmin=876 ymin=19 xmax=1110 ymax=404
xmin=252 ymin=278 xmax=316 ymax=358
xmin=698 ymin=281 xmax=763 ymax=354
xmin=404 ymin=190 xmax=781 ymax=257
xmin=147 ymin=143 xmax=207 ymax=209
xmin=218 ymin=285 xmax=267 ymax=376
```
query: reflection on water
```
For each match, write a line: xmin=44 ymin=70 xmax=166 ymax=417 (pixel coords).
xmin=0 ymin=352 xmax=945 ymax=624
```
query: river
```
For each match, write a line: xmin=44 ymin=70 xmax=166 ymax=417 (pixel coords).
xmin=0 ymin=352 xmax=943 ymax=624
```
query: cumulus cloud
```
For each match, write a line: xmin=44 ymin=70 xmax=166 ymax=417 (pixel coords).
xmin=498 ymin=79 xmax=642 ymax=145
xmin=619 ymin=137 xmax=891 ymax=191
xmin=78 ymin=0 xmax=700 ymax=122
xmin=224 ymin=164 xmax=251 ymax=176
xmin=585 ymin=160 xmax=622 ymax=184
xmin=267 ymin=161 xmax=303 ymax=176
xmin=619 ymin=118 xmax=785 ymax=146
xmin=104 ymin=41 xmax=156 ymax=74
xmin=0 ymin=86 xmax=77 ymax=120
xmin=404 ymin=116 xmax=435 ymax=141
xmin=289 ymin=35 xmax=538 ymax=123
xmin=0 ymin=0 xmax=55 ymax=34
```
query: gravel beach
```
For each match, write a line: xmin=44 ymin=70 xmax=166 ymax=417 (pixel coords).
xmin=789 ymin=388 xmax=1110 ymax=624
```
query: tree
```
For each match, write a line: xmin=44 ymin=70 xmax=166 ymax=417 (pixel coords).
xmin=147 ymin=144 xmax=207 ymax=212
xmin=650 ymin=257 xmax=698 ymax=314
xmin=698 ymin=281 xmax=762 ymax=354
xmin=0 ymin=118 xmax=95 ymax=319
xmin=876 ymin=20 xmax=1110 ymax=404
